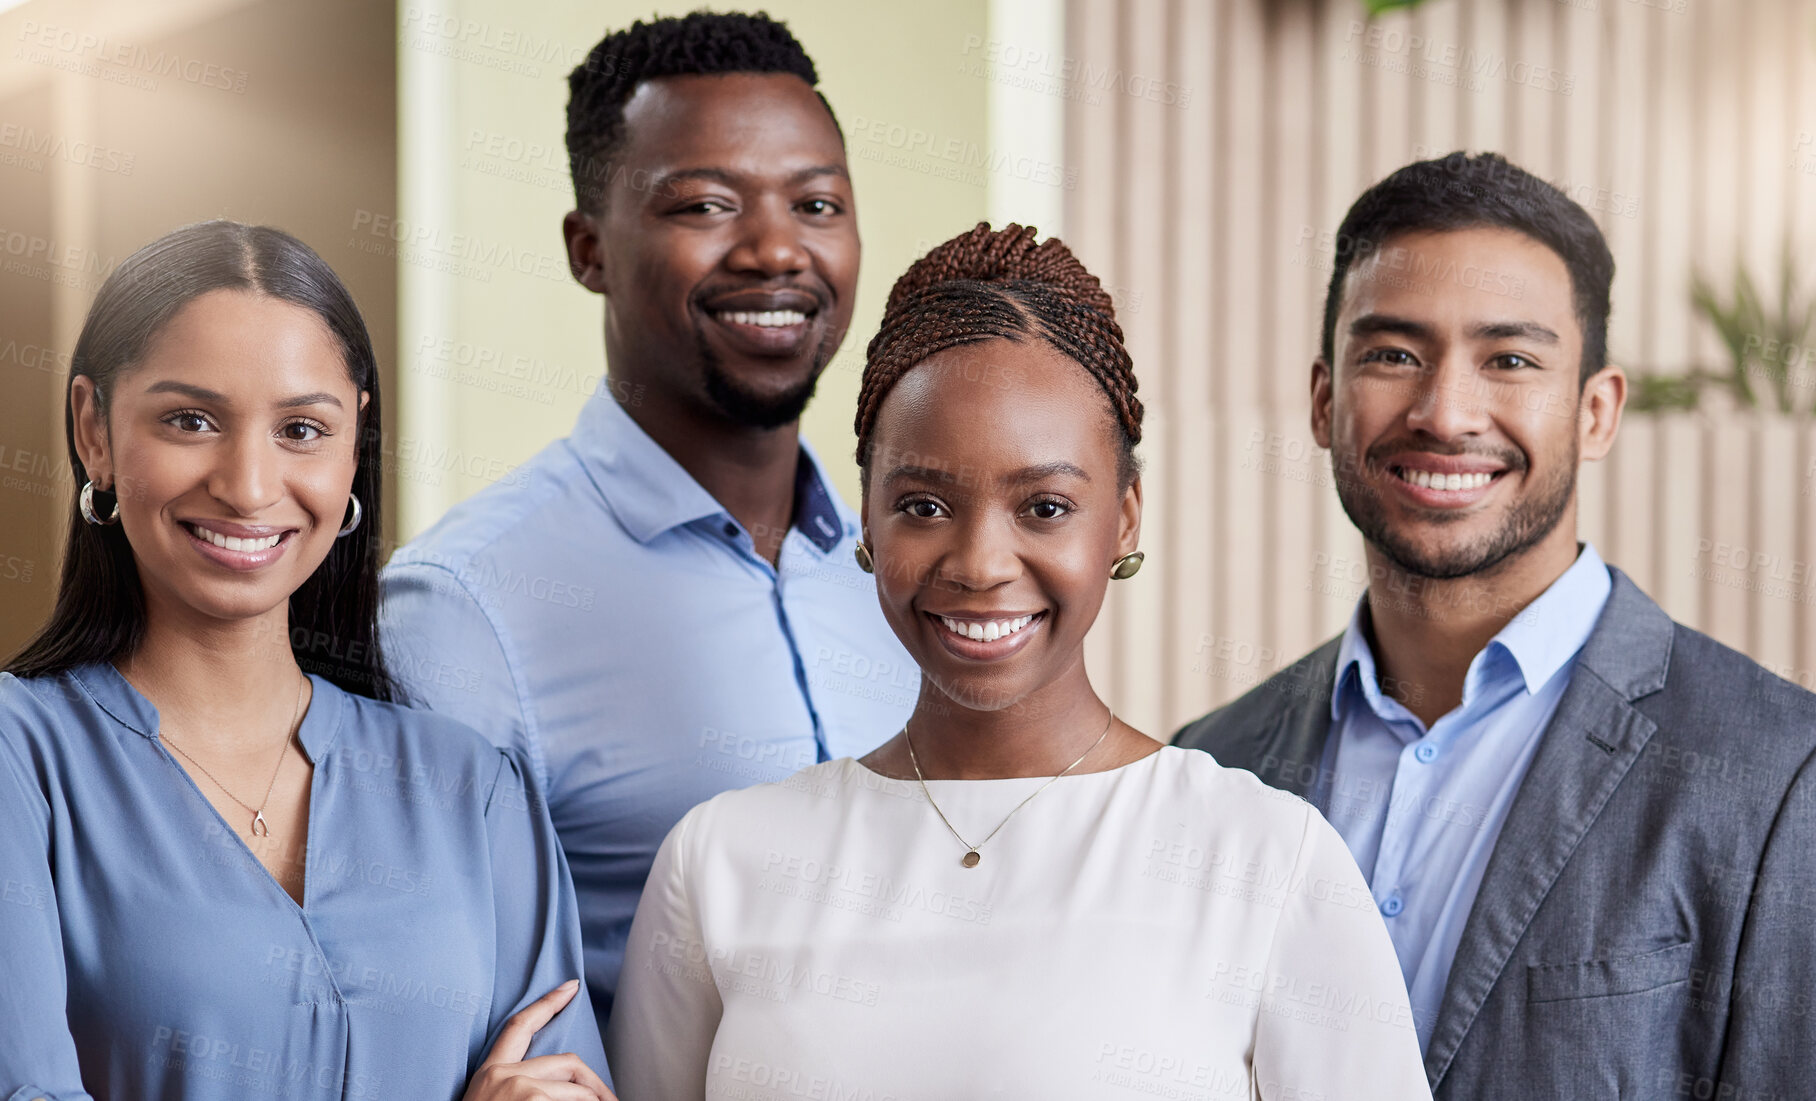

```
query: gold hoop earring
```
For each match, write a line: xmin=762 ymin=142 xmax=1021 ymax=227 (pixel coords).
xmin=1110 ymin=550 xmax=1144 ymax=580
xmin=853 ymin=541 xmax=875 ymax=574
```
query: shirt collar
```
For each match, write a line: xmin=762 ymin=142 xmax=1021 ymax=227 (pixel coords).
xmin=1489 ymin=542 xmax=1612 ymax=693
xmin=71 ymin=661 xmax=347 ymax=762
xmin=1331 ymin=607 xmax=1389 ymax=721
xmin=570 ymin=389 xmax=850 ymax=554
xmin=790 ymin=441 xmax=848 ymax=553
xmin=1330 ymin=543 xmax=1613 ymax=719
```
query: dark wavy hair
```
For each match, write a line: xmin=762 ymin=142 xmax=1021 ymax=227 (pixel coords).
xmin=5 ymin=220 xmax=396 ymax=701
xmin=1320 ymin=151 xmax=1615 ymax=384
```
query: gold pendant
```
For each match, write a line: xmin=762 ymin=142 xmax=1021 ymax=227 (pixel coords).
xmin=251 ymin=810 xmax=269 ymax=837
xmin=962 ymin=851 xmax=981 ymax=868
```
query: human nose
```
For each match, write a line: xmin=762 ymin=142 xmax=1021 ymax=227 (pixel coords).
xmin=1403 ymin=354 xmax=1494 ymax=441
xmin=208 ymin=430 xmax=284 ymax=517
xmin=938 ymin=511 xmax=1021 ymax=593
xmin=727 ymin=200 xmax=811 ymax=278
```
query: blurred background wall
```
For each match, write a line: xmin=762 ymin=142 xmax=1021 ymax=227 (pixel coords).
xmin=3 ymin=0 xmax=1813 ymax=740
xmin=0 ymin=0 xmax=396 ymax=659
xmin=1062 ymin=0 xmax=1816 ymax=735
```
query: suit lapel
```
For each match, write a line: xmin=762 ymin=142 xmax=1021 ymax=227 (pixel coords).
xmin=1251 ymin=639 xmax=1341 ymax=801
xmin=1424 ymin=570 xmax=1672 ymax=1090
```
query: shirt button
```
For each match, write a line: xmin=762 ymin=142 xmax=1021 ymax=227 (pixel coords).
xmin=722 ymin=522 xmax=739 ymax=538
xmin=1380 ymin=892 xmax=1405 ymax=917
xmin=1414 ymin=742 xmax=1438 ymax=763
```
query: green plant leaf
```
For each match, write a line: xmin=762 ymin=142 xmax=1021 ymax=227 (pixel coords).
xmin=1627 ymin=372 xmax=1706 ymax=413
xmin=1362 ymin=0 xmax=1430 ymax=15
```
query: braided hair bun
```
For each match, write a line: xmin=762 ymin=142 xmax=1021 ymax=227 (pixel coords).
xmin=856 ymin=222 xmax=1143 ymax=485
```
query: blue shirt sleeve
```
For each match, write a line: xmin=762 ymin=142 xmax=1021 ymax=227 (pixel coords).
xmin=478 ymin=748 xmax=611 ymax=1086
xmin=381 ymin=562 xmax=543 ymax=785
xmin=0 ymin=683 xmax=95 ymax=1101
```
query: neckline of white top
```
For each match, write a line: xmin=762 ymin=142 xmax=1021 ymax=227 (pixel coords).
xmin=844 ymin=743 xmax=1174 ymax=786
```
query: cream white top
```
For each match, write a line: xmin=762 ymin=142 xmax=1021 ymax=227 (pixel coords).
xmin=606 ymin=746 xmax=1431 ymax=1101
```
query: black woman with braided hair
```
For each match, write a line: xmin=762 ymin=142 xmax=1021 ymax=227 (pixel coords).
xmin=605 ymin=224 xmax=1429 ymax=1099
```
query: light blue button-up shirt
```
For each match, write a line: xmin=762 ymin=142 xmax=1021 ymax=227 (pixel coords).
xmin=1314 ymin=544 xmax=1612 ymax=1052
xmin=0 ymin=664 xmax=604 ymax=1101
xmin=379 ymin=391 xmax=917 ymax=1030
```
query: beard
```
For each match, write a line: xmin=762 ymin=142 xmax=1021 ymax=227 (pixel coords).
xmin=1334 ymin=436 xmax=1577 ymax=580
xmin=693 ymin=326 xmax=837 ymax=430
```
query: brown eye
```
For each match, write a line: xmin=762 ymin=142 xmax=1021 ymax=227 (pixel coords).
xmin=1363 ymin=348 xmax=1418 ymax=367
xmin=1026 ymin=499 xmax=1071 ymax=521
xmin=163 ymin=410 xmax=215 ymax=434
xmin=899 ymin=497 xmax=946 ymax=520
xmin=279 ymin=420 xmax=326 ymax=443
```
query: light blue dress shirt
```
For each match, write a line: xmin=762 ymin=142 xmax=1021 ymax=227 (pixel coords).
xmin=0 ymin=664 xmax=605 ymax=1101
xmin=379 ymin=391 xmax=918 ymax=1029
xmin=1314 ymin=544 xmax=1612 ymax=1053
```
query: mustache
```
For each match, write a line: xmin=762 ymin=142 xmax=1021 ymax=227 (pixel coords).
xmin=692 ymin=279 xmax=831 ymax=313
xmin=1363 ymin=438 xmax=1528 ymax=473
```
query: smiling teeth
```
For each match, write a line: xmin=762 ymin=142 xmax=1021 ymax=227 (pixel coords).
xmin=719 ymin=309 xmax=807 ymax=327
xmin=939 ymin=614 xmax=1036 ymax=642
xmin=1398 ymin=469 xmax=1494 ymax=491
xmin=192 ymin=524 xmax=281 ymax=552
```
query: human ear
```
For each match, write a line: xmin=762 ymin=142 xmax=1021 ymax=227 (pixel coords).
xmin=1577 ymin=363 xmax=1627 ymax=463
xmin=1115 ymin=475 xmax=1144 ymax=557
xmin=1310 ymin=358 xmax=1334 ymax=450
xmin=561 ymin=209 xmax=610 ymax=296
xmin=70 ymin=376 xmax=112 ymax=488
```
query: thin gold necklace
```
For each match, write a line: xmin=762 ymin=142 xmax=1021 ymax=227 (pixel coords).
xmin=162 ymin=675 xmax=306 ymax=839
xmin=903 ymin=708 xmax=1115 ymax=868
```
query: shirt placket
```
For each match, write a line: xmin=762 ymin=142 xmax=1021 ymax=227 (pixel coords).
xmin=1369 ymin=714 xmax=1435 ymax=923
xmin=1367 ymin=660 xmax=1510 ymax=930
xmin=723 ymin=521 xmax=832 ymax=764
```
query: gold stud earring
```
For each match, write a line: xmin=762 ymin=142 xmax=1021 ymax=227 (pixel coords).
xmin=854 ymin=542 xmax=875 ymax=574
xmin=1110 ymin=550 xmax=1145 ymax=580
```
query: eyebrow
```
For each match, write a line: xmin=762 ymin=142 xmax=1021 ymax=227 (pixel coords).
xmin=143 ymin=380 xmax=344 ymax=409
xmin=1347 ymin=314 xmax=1434 ymax=343
xmin=656 ymin=164 xmax=850 ymax=190
xmin=881 ymin=461 xmax=1092 ymax=487
xmin=1469 ymin=320 xmax=1561 ymax=344
xmin=1347 ymin=314 xmax=1561 ymax=347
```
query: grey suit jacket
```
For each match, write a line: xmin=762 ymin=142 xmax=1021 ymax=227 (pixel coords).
xmin=1174 ymin=569 xmax=1816 ymax=1100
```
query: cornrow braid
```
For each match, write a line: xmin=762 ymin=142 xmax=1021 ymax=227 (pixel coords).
xmin=856 ymin=222 xmax=1143 ymax=486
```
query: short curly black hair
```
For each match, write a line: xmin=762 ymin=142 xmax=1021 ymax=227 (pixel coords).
xmin=1320 ymin=151 xmax=1615 ymax=384
xmin=565 ymin=10 xmax=833 ymax=212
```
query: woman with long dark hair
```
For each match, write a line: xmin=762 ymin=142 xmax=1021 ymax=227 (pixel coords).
xmin=1 ymin=221 xmax=612 ymax=1100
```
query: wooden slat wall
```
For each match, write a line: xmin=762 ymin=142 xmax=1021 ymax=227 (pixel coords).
xmin=1065 ymin=0 xmax=1816 ymax=734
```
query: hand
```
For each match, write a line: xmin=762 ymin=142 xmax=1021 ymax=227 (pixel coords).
xmin=463 ymin=979 xmax=616 ymax=1100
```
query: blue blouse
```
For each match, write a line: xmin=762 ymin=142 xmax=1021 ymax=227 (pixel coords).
xmin=0 ymin=664 xmax=608 ymax=1101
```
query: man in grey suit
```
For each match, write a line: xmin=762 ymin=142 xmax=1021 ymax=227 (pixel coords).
xmin=1176 ymin=152 xmax=1816 ymax=1099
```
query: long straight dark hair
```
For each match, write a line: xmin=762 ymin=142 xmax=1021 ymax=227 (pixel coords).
xmin=6 ymin=220 xmax=396 ymax=701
